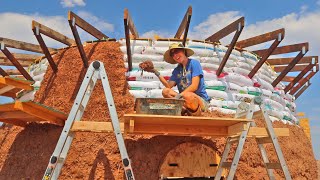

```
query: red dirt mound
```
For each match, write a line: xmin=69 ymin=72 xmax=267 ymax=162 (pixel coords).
xmin=0 ymin=41 xmax=317 ymax=179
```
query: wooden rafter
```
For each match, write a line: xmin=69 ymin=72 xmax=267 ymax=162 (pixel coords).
xmin=266 ymin=43 xmax=309 ymax=87
xmin=289 ymin=67 xmax=318 ymax=95
xmin=174 ymin=6 xmax=192 ymax=46
xmin=284 ymin=56 xmax=318 ymax=93
xmin=0 ymin=37 xmax=56 ymax=53
xmin=0 ymin=59 xmax=33 ymax=67
xmin=32 ymin=21 xmax=75 ymax=46
xmin=68 ymin=11 xmax=109 ymax=68
xmin=267 ymin=56 xmax=315 ymax=66
xmin=0 ymin=53 xmax=42 ymax=62
xmin=205 ymin=17 xmax=245 ymax=76
xmin=282 ymin=76 xmax=295 ymax=82
xmin=0 ymin=67 xmax=9 ymax=76
xmin=0 ymin=44 xmax=33 ymax=81
xmin=124 ymin=9 xmax=140 ymax=71
xmin=294 ymin=82 xmax=311 ymax=99
xmin=273 ymin=63 xmax=316 ymax=72
xmin=236 ymin=29 xmax=285 ymax=78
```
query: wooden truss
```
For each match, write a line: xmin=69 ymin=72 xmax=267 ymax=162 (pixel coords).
xmin=205 ymin=17 xmax=245 ymax=76
xmin=256 ymin=42 xmax=309 ymax=87
xmin=289 ymin=65 xmax=318 ymax=95
xmin=236 ymin=28 xmax=285 ymax=78
xmin=0 ymin=77 xmax=33 ymax=98
xmin=0 ymin=53 xmax=41 ymax=67
xmin=294 ymin=81 xmax=311 ymax=99
xmin=32 ymin=20 xmax=76 ymax=72
xmin=68 ymin=11 xmax=110 ymax=68
xmin=124 ymin=8 xmax=139 ymax=71
xmin=0 ymin=37 xmax=58 ymax=81
xmin=174 ymin=6 xmax=192 ymax=46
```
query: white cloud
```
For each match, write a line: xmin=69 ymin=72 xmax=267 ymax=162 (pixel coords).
xmin=140 ymin=30 xmax=173 ymax=39
xmin=60 ymin=0 xmax=85 ymax=8
xmin=0 ymin=11 xmax=114 ymax=51
xmin=300 ymin=5 xmax=308 ymax=14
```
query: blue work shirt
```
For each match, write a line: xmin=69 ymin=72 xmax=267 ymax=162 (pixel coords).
xmin=170 ymin=59 xmax=211 ymax=102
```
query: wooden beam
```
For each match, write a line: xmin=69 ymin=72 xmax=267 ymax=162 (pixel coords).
xmin=282 ymin=76 xmax=295 ymax=82
xmin=0 ymin=37 xmax=56 ymax=53
xmin=271 ymin=43 xmax=309 ymax=87
xmin=32 ymin=24 xmax=58 ymax=73
xmin=0 ymin=45 xmax=33 ymax=81
xmin=32 ymin=20 xmax=75 ymax=46
xmin=71 ymin=121 xmax=124 ymax=133
xmin=5 ymin=69 xmax=20 ymax=75
xmin=0 ymin=66 xmax=9 ymax=76
xmin=0 ymin=77 xmax=33 ymax=90
xmin=273 ymin=64 xmax=315 ymax=72
xmin=123 ymin=9 xmax=139 ymax=39
xmin=68 ymin=11 xmax=109 ymax=40
xmin=124 ymin=9 xmax=133 ymax=71
xmin=205 ymin=17 xmax=245 ymax=43
xmin=290 ymin=70 xmax=318 ymax=95
xmin=68 ymin=13 xmax=88 ymax=68
xmin=14 ymin=101 xmax=66 ymax=126
xmin=235 ymin=29 xmax=285 ymax=78
xmin=206 ymin=17 xmax=245 ymax=76
xmin=254 ymin=42 xmax=309 ymax=56
xmin=175 ymin=6 xmax=192 ymax=46
xmin=284 ymin=58 xmax=317 ymax=93
xmin=294 ymin=82 xmax=311 ymax=99
xmin=236 ymin=28 xmax=284 ymax=49
xmin=0 ymin=59 xmax=32 ymax=67
xmin=0 ymin=53 xmax=42 ymax=62
xmin=248 ymin=127 xmax=289 ymax=137
xmin=267 ymin=56 xmax=316 ymax=65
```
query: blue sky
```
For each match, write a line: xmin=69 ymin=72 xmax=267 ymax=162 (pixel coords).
xmin=0 ymin=0 xmax=319 ymax=159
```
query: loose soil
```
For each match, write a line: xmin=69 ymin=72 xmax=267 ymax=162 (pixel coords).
xmin=0 ymin=42 xmax=317 ymax=180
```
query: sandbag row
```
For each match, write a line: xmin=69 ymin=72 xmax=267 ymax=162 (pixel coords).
xmin=120 ymin=39 xmax=298 ymax=124
xmin=16 ymin=58 xmax=49 ymax=102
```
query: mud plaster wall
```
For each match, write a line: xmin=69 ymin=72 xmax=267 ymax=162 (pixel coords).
xmin=0 ymin=42 xmax=317 ymax=180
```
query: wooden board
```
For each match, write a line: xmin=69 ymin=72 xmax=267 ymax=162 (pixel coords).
xmin=159 ymin=142 xmax=223 ymax=178
xmin=124 ymin=114 xmax=251 ymax=137
xmin=0 ymin=77 xmax=33 ymax=98
xmin=0 ymin=101 xmax=67 ymax=127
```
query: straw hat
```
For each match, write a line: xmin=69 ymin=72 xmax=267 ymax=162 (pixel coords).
xmin=163 ymin=43 xmax=194 ymax=64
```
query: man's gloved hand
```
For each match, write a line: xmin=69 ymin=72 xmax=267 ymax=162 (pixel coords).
xmin=175 ymin=93 xmax=183 ymax=99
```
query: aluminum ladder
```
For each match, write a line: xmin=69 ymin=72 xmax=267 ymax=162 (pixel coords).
xmin=214 ymin=97 xmax=292 ymax=180
xmin=42 ymin=61 xmax=135 ymax=180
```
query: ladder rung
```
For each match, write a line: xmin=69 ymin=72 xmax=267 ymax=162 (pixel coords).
xmin=57 ymin=157 xmax=65 ymax=163
xmin=266 ymin=163 xmax=282 ymax=169
xmin=78 ymin=104 xmax=85 ymax=112
xmin=221 ymin=162 xmax=232 ymax=168
xmin=256 ymin=137 xmax=272 ymax=144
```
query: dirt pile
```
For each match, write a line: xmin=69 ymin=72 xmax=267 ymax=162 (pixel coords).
xmin=0 ymin=41 xmax=317 ymax=179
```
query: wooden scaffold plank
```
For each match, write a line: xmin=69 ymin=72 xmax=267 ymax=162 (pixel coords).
xmin=236 ymin=28 xmax=285 ymax=78
xmin=206 ymin=17 xmax=245 ymax=76
xmin=174 ymin=6 xmax=192 ymax=46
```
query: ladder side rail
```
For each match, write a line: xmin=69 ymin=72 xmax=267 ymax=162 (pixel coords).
xmin=214 ymin=138 xmax=233 ymax=180
xmin=52 ymin=70 xmax=100 ymax=179
xmin=43 ymin=64 xmax=98 ymax=180
xmin=99 ymin=62 xmax=135 ymax=180
xmin=260 ymin=104 xmax=292 ymax=180
xmin=251 ymin=120 xmax=275 ymax=179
